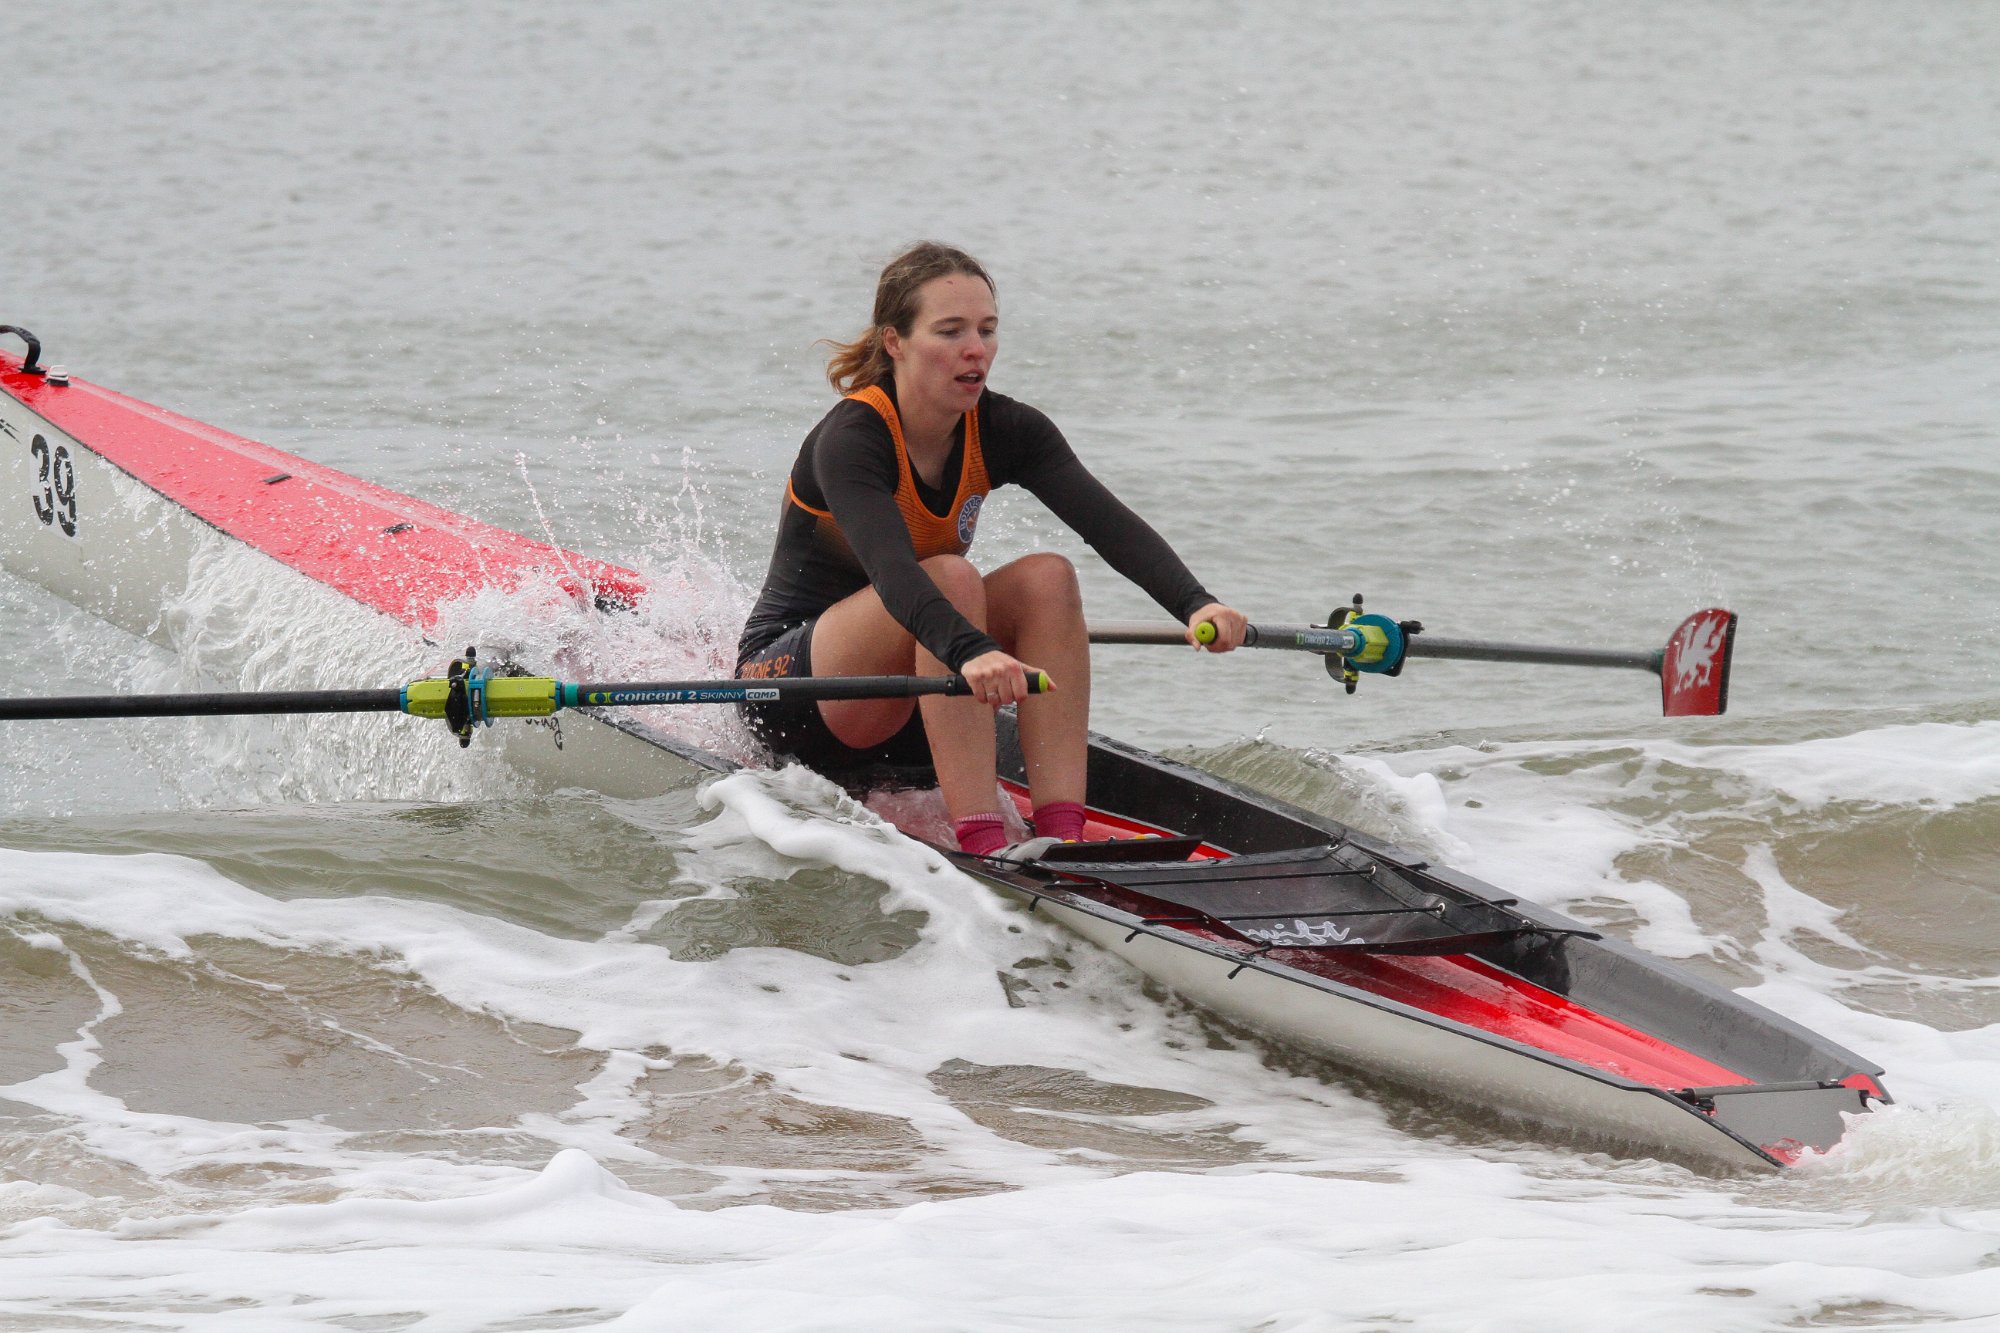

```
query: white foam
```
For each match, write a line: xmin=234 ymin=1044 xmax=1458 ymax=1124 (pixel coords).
xmin=1670 ymin=721 xmax=2000 ymax=813
xmin=6 ymin=1145 xmax=2000 ymax=1331
xmin=1 ymin=930 xmax=124 ymax=1122
xmin=135 ymin=537 xmax=518 ymax=807
xmin=1371 ymin=720 xmax=2000 ymax=964
xmin=1363 ymin=740 xmax=1717 ymax=959
xmin=6 ymin=740 xmax=2000 ymax=1328
xmin=0 ymin=774 xmax=1393 ymax=1190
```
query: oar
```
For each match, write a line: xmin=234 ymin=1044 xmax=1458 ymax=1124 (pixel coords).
xmin=1090 ymin=606 xmax=1736 ymax=716
xmin=0 ymin=651 xmax=1053 ymax=746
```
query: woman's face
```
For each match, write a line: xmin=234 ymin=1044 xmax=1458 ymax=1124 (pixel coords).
xmin=884 ymin=273 xmax=998 ymax=416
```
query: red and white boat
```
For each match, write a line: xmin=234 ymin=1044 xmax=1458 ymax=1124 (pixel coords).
xmin=0 ymin=329 xmax=1890 ymax=1171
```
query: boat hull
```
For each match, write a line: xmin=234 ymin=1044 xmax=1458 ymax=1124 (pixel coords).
xmin=1031 ymin=893 xmax=1778 ymax=1169
xmin=960 ymin=731 xmax=1887 ymax=1168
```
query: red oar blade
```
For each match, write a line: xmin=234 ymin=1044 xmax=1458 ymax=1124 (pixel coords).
xmin=1661 ymin=609 xmax=1737 ymax=716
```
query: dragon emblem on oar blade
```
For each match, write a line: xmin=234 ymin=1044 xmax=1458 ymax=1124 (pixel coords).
xmin=1673 ymin=613 xmax=1728 ymax=687
xmin=1661 ymin=608 xmax=1737 ymax=716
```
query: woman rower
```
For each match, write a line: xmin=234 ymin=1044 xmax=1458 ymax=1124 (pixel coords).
xmin=735 ymin=242 xmax=1246 ymax=857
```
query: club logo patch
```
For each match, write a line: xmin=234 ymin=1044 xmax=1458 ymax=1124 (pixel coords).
xmin=956 ymin=494 xmax=983 ymax=546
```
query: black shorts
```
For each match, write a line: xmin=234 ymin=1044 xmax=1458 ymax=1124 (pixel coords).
xmin=735 ymin=619 xmax=933 ymax=772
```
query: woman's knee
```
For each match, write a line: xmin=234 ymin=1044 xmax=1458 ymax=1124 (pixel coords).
xmin=919 ymin=554 xmax=988 ymax=614
xmin=1009 ymin=552 xmax=1082 ymax=608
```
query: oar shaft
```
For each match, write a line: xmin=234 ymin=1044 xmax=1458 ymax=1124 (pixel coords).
xmin=0 ymin=689 xmax=405 ymax=721
xmin=1089 ymin=621 xmax=1230 ymax=646
xmin=1099 ymin=605 xmax=1734 ymax=716
xmin=1401 ymin=636 xmax=1661 ymax=673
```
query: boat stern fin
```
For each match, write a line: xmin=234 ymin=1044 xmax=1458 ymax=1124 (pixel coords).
xmin=1675 ymin=1077 xmax=1885 ymax=1161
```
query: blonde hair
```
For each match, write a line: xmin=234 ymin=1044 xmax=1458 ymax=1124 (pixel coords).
xmin=822 ymin=242 xmax=995 ymax=394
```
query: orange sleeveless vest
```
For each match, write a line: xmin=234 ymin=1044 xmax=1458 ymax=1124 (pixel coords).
xmin=784 ymin=386 xmax=991 ymax=557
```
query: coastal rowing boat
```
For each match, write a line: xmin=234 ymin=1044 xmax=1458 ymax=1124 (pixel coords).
xmin=0 ymin=332 xmax=1890 ymax=1171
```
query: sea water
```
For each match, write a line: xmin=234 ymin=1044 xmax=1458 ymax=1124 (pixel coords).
xmin=4 ymin=2 xmax=1998 ymax=1328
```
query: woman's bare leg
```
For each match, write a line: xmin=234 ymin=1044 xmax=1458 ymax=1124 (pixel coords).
xmin=809 ymin=552 xmax=1091 ymax=824
xmin=809 ymin=555 xmax=1001 ymax=820
xmin=982 ymin=553 xmax=1089 ymax=810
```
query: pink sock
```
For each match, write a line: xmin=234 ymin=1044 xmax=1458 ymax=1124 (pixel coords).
xmin=1032 ymin=801 xmax=1087 ymax=843
xmin=954 ymin=813 xmax=1009 ymax=856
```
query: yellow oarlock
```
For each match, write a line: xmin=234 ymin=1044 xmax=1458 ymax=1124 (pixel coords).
xmin=401 ymin=675 xmax=560 ymax=720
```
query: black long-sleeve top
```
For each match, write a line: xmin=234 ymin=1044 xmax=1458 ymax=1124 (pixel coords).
xmin=737 ymin=383 xmax=1213 ymax=673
